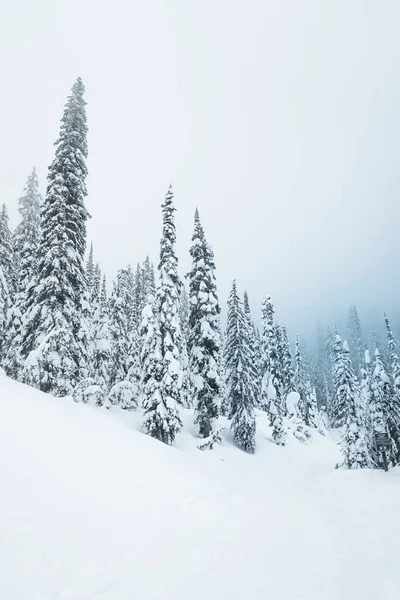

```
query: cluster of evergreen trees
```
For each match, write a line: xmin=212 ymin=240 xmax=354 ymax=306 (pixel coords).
xmin=1 ymin=78 xmax=399 ymax=469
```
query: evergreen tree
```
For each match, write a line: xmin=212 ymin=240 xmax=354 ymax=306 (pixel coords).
xmin=0 ymin=263 xmax=9 ymax=361
xmin=142 ymin=254 xmax=156 ymax=301
xmin=13 ymin=168 xmax=42 ymax=277
xmin=142 ymin=186 xmax=182 ymax=444
xmin=21 ymin=78 xmax=89 ymax=395
xmin=133 ymin=263 xmax=144 ymax=331
xmin=108 ymin=275 xmax=129 ymax=387
xmin=0 ymin=203 xmax=15 ymax=293
xmin=260 ymin=295 xmax=286 ymax=444
xmin=92 ymin=263 xmax=101 ymax=303
xmin=90 ymin=274 xmax=111 ymax=396
xmin=369 ymin=349 xmax=398 ymax=468
xmin=280 ymin=325 xmax=294 ymax=400
xmin=294 ymin=335 xmax=308 ymax=423
xmin=243 ymin=291 xmax=261 ymax=406
xmin=0 ymin=204 xmax=14 ymax=359
xmin=140 ymin=294 xmax=163 ymax=431
xmin=360 ymin=349 xmax=371 ymax=430
xmin=313 ymin=323 xmax=331 ymax=409
xmin=347 ymin=305 xmax=364 ymax=377
xmin=383 ymin=314 xmax=400 ymax=462
xmin=85 ymin=242 xmax=95 ymax=295
xmin=218 ymin=330 xmax=229 ymax=416
xmin=331 ymin=332 xmax=348 ymax=427
xmin=188 ymin=208 xmax=221 ymax=439
xmin=385 ymin=314 xmax=400 ymax=396
xmin=179 ymin=283 xmax=190 ymax=345
xmin=338 ymin=341 xmax=370 ymax=468
xmin=225 ymin=280 xmax=256 ymax=453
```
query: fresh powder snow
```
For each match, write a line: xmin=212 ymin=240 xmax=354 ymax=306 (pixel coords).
xmin=0 ymin=372 xmax=399 ymax=600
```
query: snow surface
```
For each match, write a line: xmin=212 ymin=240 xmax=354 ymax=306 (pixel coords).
xmin=1 ymin=374 xmax=400 ymax=599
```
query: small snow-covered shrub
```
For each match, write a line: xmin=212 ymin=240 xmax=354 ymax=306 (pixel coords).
xmin=197 ymin=427 xmax=224 ymax=451
xmin=107 ymin=381 xmax=138 ymax=410
xmin=73 ymin=377 xmax=107 ymax=406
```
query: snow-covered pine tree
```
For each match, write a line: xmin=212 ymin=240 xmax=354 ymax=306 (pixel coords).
xmin=21 ymin=78 xmax=89 ymax=395
xmin=178 ymin=281 xmax=191 ymax=407
xmin=360 ymin=349 xmax=371 ymax=430
xmin=369 ymin=349 xmax=398 ymax=468
xmin=218 ymin=330 xmax=229 ymax=416
xmin=4 ymin=170 xmax=42 ymax=378
xmin=260 ymin=295 xmax=286 ymax=445
xmin=92 ymin=263 xmax=101 ymax=303
xmin=243 ymin=291 xmax=261 ymax=406
xmin=383 ymin=314 xmax=400 ymax=462
xmin=90 ymin=273 xmax=111 ymax=400
xmin=293 ymin=335 xmax=308 ymax=423
xmin=0 ymin=264 xmax=9 ymax=361
xmin=13 ymin=168 xmax=42 ymax=276
xmin=142 ymin=185 xmax=182 ymax=444
xmin=331 ymin=332 xmax=348 ymax=427
xmin=133 ymin=263 xmax=144 ymax=331
xmin=385 ymin=314 xmax=400 ymax=398
xmin=85 ymin=242 xmax=95 ymax=297
xmin=108 ymin=275 xmax=129 ymax=387
xmin=142 ymin=255 xmax=156 ymax=302
xmin=324 ymin=327 xmax=336 ymax=419
xmin=0 ymin=203 xmax=15 ymax=294
xmin=0 ymin=204 xmax=14 ymax=360
xmin=338 ymin=340 xmax=370 ymax=469
xmin=347 ymin=305 xmax=364 ymax=377
xmin=179 ymin=283 xmax=190 ymax=346
xmin=140 ymin=293 xmax=163 ymax=428
xmin=188 ymin=208 xmax=221 ymax=439
xmin=107 ymin=270 xmax=138 ymax=410
xmin=225 ymin=280 xmax=256 ymax=452
xmin=280 ymin=325 xmax=294 ymax=401
xmin=313 ymin=323 xmax=331 ymax=409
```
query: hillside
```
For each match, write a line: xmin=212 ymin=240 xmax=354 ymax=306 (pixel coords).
xmin=0 ymin=372 xmax=399 ymax=600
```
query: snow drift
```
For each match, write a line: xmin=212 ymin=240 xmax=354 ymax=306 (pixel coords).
xmin=0 ymin=373 xmax=399 ymax=600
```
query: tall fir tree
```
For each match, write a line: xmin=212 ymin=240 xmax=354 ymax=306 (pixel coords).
xmin=347 ymin=305 xmax=364 ymax=377
xmin=0 ymin=264 xmax=9 ymax=361
xmin=85 ymin=242 xmax=95 ymax=295
xmin=142 ymin=255 xmax=156 ymax=302
xmin=369 ymin=349 xmax=398 ymax=468
xmin=108 ymin=274 xmax=129 ymax=387
xmin=90 ymin=274 xmax=111 ymax=394
xmin=0 ymin=204 xmax=13 ymax=360
xmin=92 ymin=263 xmax=101 ymax=303
xmin=383 ymin=314 xmax=400 ymax=462
xmin=225 ymin=280 xmax=256 ymax=453
xmin=313 ymin=323 xmax=331 ymax=410
xmin=243 ymin=291 xmax=262 ymax=406
xmin=294 ymin=335 xmax=307 ymax=423
xmin=0 ymin=203 xmax=15 ymax=294
xmin=331 ymin=332 xmax=348 ymax=427
xmin=21 ymin=78 xmax=89 ymax=395
xmin=261 ymin=295 xmax=286 ymax=444
xmin=142 ymin=186 xmax=182 ymax=444
xmin=4 ymin=170 xmax=42 ymax=377
xmin=188 ymin=208 xmax=221 ymax=439
xmin=338 ymin=340 xmax=370 ymax=469
xmin=280 ymin=325 xmax=294 ymax=400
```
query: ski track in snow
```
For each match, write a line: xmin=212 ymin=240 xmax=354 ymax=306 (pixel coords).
xmin=0 ymin=374 xmax=399 ymax=600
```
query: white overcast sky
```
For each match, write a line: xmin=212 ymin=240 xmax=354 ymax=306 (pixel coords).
xmin=1 ymin=0 xmax=400 ymax=337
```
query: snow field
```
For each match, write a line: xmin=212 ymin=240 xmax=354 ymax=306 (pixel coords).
xmin=0 ymin=374 xmax=399 ymax=600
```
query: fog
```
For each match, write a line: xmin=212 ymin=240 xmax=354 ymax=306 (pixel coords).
xmin=1 ymin=0 xmax=399 ymax=339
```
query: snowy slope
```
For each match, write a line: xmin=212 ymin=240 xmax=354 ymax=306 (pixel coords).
xmin=0 ymin=373 xmax=399 ymax=600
